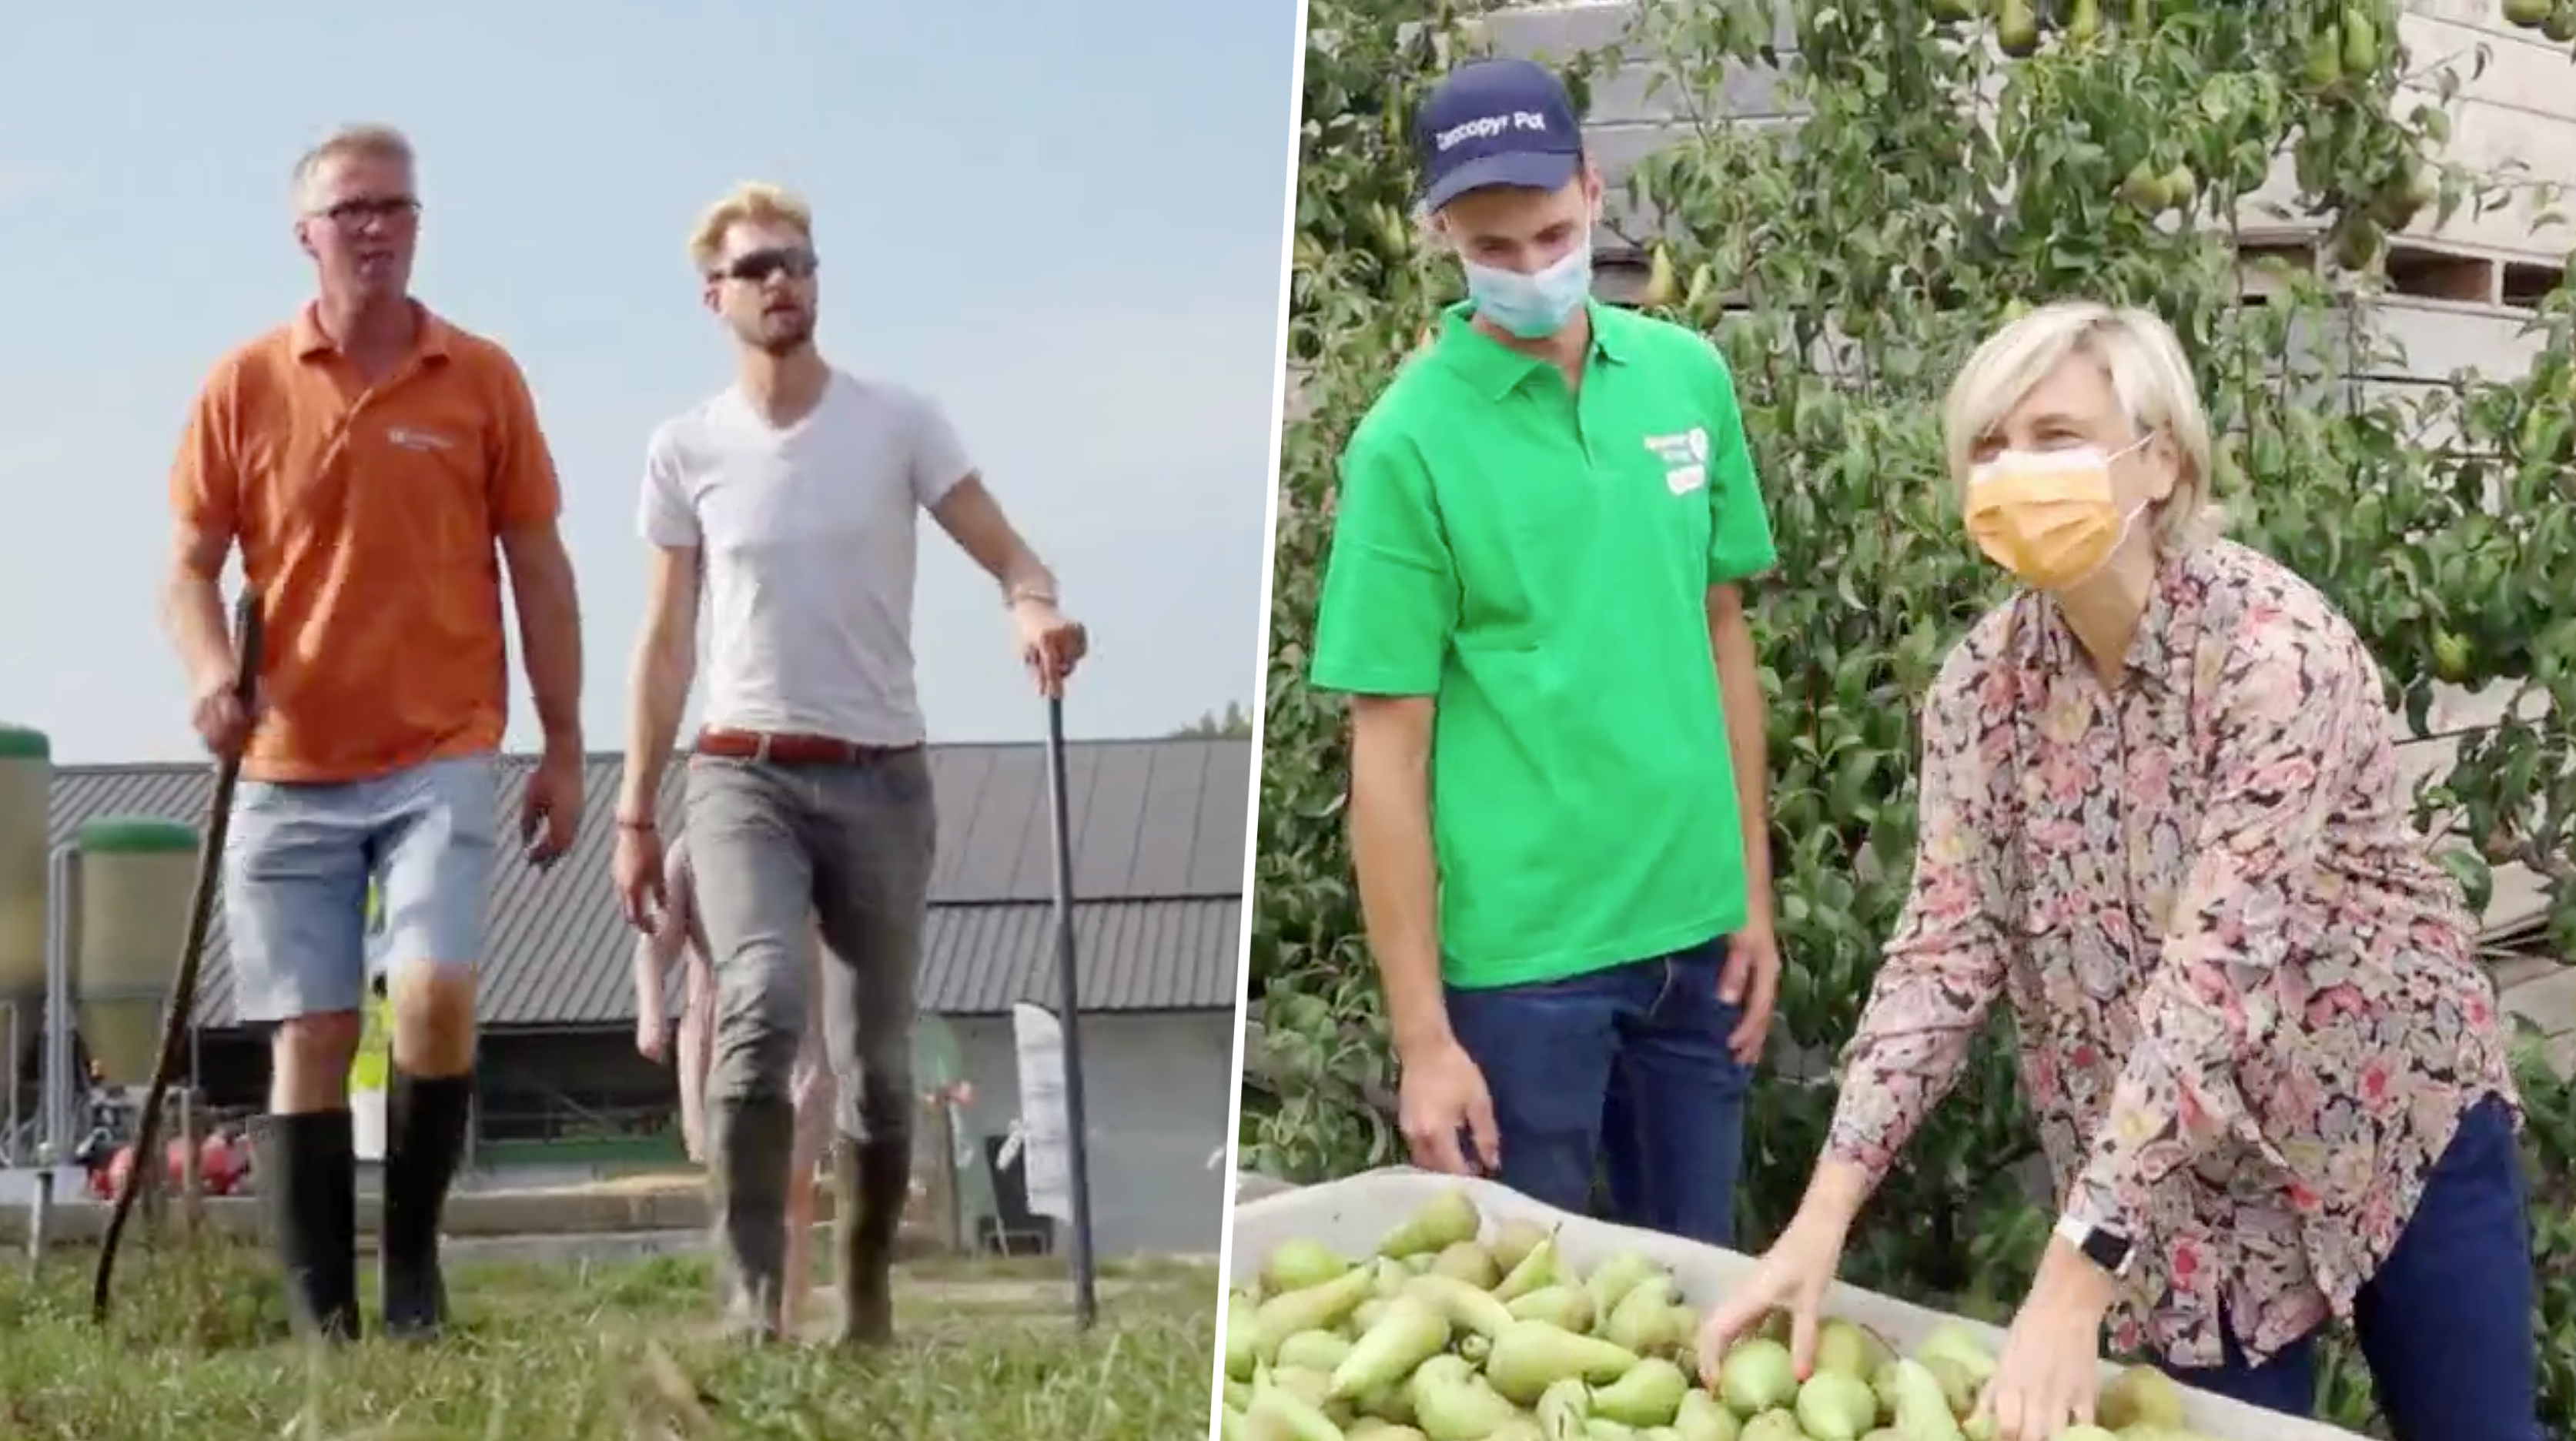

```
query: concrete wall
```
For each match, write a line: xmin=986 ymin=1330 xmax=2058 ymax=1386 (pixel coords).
xmin=950 ymin=1009 xmax=1234 ymax=1258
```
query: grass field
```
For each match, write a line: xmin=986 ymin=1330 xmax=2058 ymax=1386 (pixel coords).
xmin=0 ymin=1237 xmax=1219 ymax=1439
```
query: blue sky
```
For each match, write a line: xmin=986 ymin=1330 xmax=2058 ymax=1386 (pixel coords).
xmin=0 ymin=1 xmax=1301 ymax=764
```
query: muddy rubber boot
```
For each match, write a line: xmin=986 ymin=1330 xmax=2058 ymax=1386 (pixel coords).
xmin=268 ymin=1110 xmax=361 ymax=1343
xmin=708 ymin=1095 xmax=796 ymax=1342
xmin=381 ymin=1072 xmax=470 ymax=1340
xmin=828 ymin=1133 xmax=912 ymax=1349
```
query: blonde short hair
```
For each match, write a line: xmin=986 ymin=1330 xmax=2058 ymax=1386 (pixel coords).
xmin=687 ymin=182 xmax=815 ymax=273
xmin=291 ymin=124 xmax=414 ymax=213
xmin=1941 ymin=301 xmax=2217 ymax=549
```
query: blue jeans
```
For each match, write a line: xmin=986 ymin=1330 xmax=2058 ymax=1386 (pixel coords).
xmin=1446 ymin=934 xmax=1752 ymax=1246
xmin=223 ymin=755 xmax=500 ymax=1024
xmin=2162 ymin=1094 xmax=2539 ymax=1441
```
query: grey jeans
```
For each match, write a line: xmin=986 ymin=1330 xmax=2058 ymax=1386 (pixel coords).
xmin=683 ymin=749 xmax=937 ymax=1309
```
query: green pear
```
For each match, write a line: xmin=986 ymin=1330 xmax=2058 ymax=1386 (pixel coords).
xmin=1537 ymin=1376 xmax=1593 ymax=1439
xmin=1256 ymin=1268 xmax=1377 ymax=1347
xmin=1494 ymin=1233 xmax=1563 ymax=1302
xmin=1671 ymin=1390 xmax=1740 ymax=1441
xmin=1589 ymin=1356 xmax=1690 ymax=1428
xmin=1910 ymin=1325 xmax=1997 ymax=1386
xmin=1587 ymin=1423 xmax=1638 ymax=1440
xmin=1430 ymin=1240 xmax=1501 ymax=1289
xmin=2097 ymin=1366 xmax=2186 ymax=1429
xmin=1248 ymin=1366 xmax=1347 ymax=1441
xmin=1367 ymin=1257 xmax=1413 ymax=1297
xmin=1407 ymin=1355 xmax=1521 ymax=1441
xmin=1737 ymin=1411 xmax=1805 ymax=1441
xmin=1354 ymin=1378 xmax=1416 ymax=1426
xmin=1602 ymin=1284 xmax=1688 ymax=1355
xmin=1812 ymin=1319 xmax=1894 ymax=1379
xmin=1403 ymin=1272 xmax=1517 ymax=1338
xmin=1380 ymin=1189 xmax=1482 ymax=1260
xmin=1715 ymin=1337 xmax=1798 ymax=1416
xmin=1878 ymin=1358 xmax=1964 ymax=1441
xmin=1331 ymin=1296 xmax=1452 ymax=1400
xmin=1263 ymin=1237 xmax=1353 ymax=1296
xmin=1792 ymin=1369 xmax=1880 ymax=1441
xmin=1490 ymin=1217 xmax=1552 ymax=1274
xmin=1580 ymin=1252 xmax=1664 ymax=1316
xmin=1920 ymin=1356 xmax=1979 ymax=1418
xmin=1277 ymin=1329 xmax=1354 ymax=1374
xmin=1270 ymin=1365 xmax=1337 ymax=1411
xmin=1508 ymin=1284 xmax=1597 ymax=1333
xmin=1347 ymin=1423 xmax=1429 ymax=1441
xmin=1226 ymin=1291 xmax=1263 ymax=1379
xmin=1486 ymin=1319 xmax=1642 ymax=1405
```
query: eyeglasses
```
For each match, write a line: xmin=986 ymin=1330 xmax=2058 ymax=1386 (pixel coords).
xmin=313 ymin=196 xmax=422 ymax=227
xmin=713 ymin=247 xmax=819 ymax=284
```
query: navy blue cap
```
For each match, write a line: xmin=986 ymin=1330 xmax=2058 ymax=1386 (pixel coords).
xmin=1413 ymin=58 xmax=1583 ymax=212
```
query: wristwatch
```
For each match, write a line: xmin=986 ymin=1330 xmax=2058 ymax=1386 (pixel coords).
xmin=2053 ymin=1212 xmax=2136 ymax=1278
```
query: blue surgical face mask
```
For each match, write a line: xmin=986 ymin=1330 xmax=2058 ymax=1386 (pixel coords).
xmin=1462 ymin=235 xmax=1594 ymax=339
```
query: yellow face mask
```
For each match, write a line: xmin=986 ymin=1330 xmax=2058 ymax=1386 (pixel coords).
xmin=1962 ymin=437 xmax=2149 ymax=590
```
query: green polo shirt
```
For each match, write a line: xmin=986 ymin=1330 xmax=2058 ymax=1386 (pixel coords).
xmin=1309 ymin=299 xmax=1777 ymax=991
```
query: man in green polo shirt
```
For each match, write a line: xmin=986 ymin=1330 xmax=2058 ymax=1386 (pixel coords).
xmin=1307 ymin=56 xmax=1780 ymax=1245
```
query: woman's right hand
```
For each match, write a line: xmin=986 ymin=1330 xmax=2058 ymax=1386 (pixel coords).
xmin=1696 ymin=1211 xmax=1851 ymax=1387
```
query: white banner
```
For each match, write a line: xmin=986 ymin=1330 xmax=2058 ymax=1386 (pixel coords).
xmin=1008 ymin=1001 xmax=1072 ymax=1223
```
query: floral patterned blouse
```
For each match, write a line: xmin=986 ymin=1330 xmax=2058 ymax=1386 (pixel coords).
xmin=1825 ymin=537 xmax=2517 ymax=1367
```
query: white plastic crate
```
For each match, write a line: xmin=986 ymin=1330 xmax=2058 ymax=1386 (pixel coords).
xmin=1228 ymin=1166 xmax=2365 ymax=1441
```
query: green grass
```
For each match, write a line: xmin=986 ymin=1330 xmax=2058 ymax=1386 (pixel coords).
xmin=0 ymin=1237 xmax=1219 ymax=1439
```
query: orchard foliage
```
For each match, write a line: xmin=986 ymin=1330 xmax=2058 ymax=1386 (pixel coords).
xmin=1251 ymin=0 xmax=2576 ymax=1429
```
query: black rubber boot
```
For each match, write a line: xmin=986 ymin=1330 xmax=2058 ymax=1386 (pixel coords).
xmin=382 ymin=1071 xmax=472 ymax=1340
xmin=268 ymin=1110 xmax=361 ymax=1343
xmin=829 ymin=1133 xmax=912 ymax=1348
xmin=709 ymin=1095 xmax=796 ymax=1342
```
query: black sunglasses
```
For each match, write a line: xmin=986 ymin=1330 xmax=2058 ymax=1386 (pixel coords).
xmin=714 ymin=247 xmax=819 ymax=284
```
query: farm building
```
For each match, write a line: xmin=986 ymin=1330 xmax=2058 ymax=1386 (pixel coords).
xmin=8 ymin=736 xmax=1250 ymax=1259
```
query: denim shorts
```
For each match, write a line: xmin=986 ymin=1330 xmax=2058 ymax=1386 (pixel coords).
xmin=222 ymin=754 xmax=500 ymax=1023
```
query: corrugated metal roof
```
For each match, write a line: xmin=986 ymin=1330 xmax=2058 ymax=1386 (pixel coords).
xmin=37 ymin=739 xmax=1249 ymax=1025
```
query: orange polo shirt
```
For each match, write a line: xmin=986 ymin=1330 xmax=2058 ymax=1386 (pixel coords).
xmin=168 ymin=303 xmax=563 ymax=784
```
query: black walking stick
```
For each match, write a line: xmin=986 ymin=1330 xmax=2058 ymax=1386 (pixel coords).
xmin=93 ymin=588 xmax=262 ymax=1326
xmin=1039 ymin=693 xmax=1101 ymax=1329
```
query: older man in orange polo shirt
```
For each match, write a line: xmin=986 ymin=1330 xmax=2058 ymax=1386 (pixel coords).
xmin=159 ymin=122 xmax=585 ymax=1342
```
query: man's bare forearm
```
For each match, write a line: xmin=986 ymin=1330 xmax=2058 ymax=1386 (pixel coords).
xmin=504 ymin=531 xmax=585 ymax=745
xmin=618 ymin=629 xmax=695 ymax=820
xmin=1347 ymin=697 xmax=1448 ymax=1061
xmin=162 ymin=570 xmax=236 ymax=687
xmin=1708 ymin=587 xmax=1775 ymax=913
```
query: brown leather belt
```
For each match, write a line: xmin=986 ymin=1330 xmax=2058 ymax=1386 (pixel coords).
xmin=693 ymin=728 xmax=920 ymax=766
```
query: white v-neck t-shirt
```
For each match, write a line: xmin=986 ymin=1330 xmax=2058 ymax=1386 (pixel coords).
xmin=637 ymin=370 xmax=972 ymax=746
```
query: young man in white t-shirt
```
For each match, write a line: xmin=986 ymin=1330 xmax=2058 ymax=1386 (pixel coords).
xmin=610 ymin=182 xmax=1087 ymax=1346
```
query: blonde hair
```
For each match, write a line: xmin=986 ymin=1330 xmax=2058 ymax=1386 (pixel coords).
xmin=291 ymin=124 xmax=415 ymax=212
xmin=687 ymin=182 xmax=815 ymax=273
xmin=1941 ymin=301 xmax=2218 ymax=548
